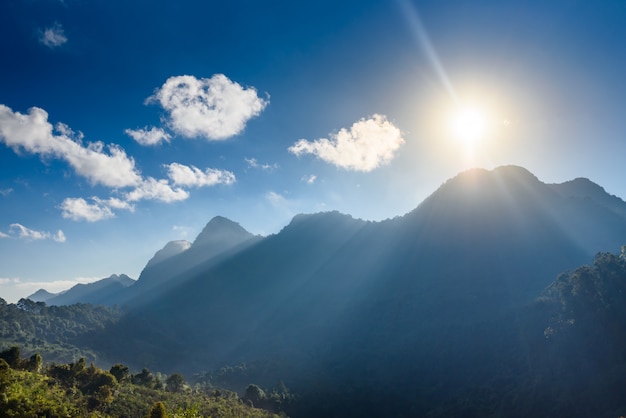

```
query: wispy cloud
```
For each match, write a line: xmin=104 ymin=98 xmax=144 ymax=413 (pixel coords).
xmin=0 ymin=188 xmax=13 ymax=196
xmin=148 ymin=74 xmax=269 ymax=140
xmin=166 ymin=163 xmax=236 ymax=188
xmin=266 ymin=191 xmax=288 ymax=207
xmin=302 ymin=174 xmax=317 ymax=184
xmin=125 ymin=126 xmax=171 ymax=146
xmin=245 ymin=157 xmax=278 ymax=171
xmin=3 ymin=223 xmax=66 ymax=242
xmin=39 ymin=22 xmax=68 ymax=48
xmin=289 ymin=114 xmax=405 ymax=172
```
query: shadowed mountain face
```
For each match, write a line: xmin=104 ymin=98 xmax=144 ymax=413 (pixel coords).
xmin=45 ymin=166 xmax=626 ymax=416
xmin=92 ymin=167 xmax=626 ymax=384
xmin=143 ymin=240 xmax=191 ymax=270
xmin=118 ymin=216 xmax=260 ymax=307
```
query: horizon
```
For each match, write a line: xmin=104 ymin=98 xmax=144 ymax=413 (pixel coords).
xmin=2 ymin=0 xmax=626 ymax=302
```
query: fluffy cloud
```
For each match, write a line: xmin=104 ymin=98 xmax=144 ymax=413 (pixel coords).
xmin=40 ymin=23 xmax=67 ymax=48
xmin=6 ymin=223 xmax=66 ymax=242
xmin=0 ymin=105 xmax=142 ymax=188
xmin=125 ymin=177 xmax=189 ymax=203
xmin=60 ymin=198 xmax=115 ymax=222
xmin=148 ymin=74 xmax=268 ymax=140
xmin=288 ymin=114 xmax=405 ymax=172
xmin=60 ymin=196 xmax=138 ymax=222
xmin=166 ymin=163 xmax=236 ymax=187
xmin=125 ymin=126 xmax=171 ymax=146
xmin=0 ymin=103 xmax=237 ymax=223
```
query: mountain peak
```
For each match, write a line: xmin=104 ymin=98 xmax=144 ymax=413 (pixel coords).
xmin=27 ymin=288 xmax=56 ymax=302
xmin=192 ymin=216 xmax=254 ymax=248
xmin=144 ymin=240 xmax=192 ymax=269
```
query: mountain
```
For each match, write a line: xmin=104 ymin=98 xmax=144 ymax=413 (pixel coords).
xmin=116 ymin=216 xmax=261 ymax=306
xmin=26 ymin=288 xmax=57 ymax=303
xmin=98 ymin=167 xmax=623 ymax=353
xmin=143 ymin=240 xmax=191 ymax=269
xmin=71 ymin=166 xmax=626 ymax=416
xmin=44 ymin=274 xmax=135 ymax=306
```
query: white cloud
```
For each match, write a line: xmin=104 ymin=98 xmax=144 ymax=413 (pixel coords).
xmin=40 ymin=22 xmax=67 ymax=48
xmin=94 ymin=197 xmax=135 ymax=212
xmin=245 ymin=157 xmax=278 ymax=171
xmin=0 ymin=188 xmax=13 ymax=196
xmin=0 ymin=232 xmax=9 ymax=238
xmin=125 ymin=177 xmax=189 ymax=203
xmin=7 ymin=223 xmax=66 ymax=242
xmin=0 ymin=105 xmax=142 ymax=188
xmin=60 ymin=197 xmax=115 ymax=222
xmin=0 ymin=104 xmax=240 ymax=223
xmin=125 ymin=126 xmax=171 ymax=146
xmin=53 ymin=230 xmax=66 ymax=243
xmin=288 ymin=114 xmax=405 ymax=172
xmin=60 ymin=196 xmax=136 ymax=222
xmin=166 ymin=163 xmax=236 ymax=187
xmin=148 ymin=74 xmax=268 ymax=140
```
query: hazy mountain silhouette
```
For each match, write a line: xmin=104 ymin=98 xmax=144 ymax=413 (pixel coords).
xmin=26 ymin=288 xmax=57 ymax=303
xmin=42 ymin=274 xmax=135 ymax=306
xmin=116 ymin=216 xmax=261 ymax=307
xmin=143 ymin=240 xmax=191 ymax=269
xmin=22 ymin=165 xmax=626 ymax=417
xmin=93 ymin=166 xmax=626 ymax=384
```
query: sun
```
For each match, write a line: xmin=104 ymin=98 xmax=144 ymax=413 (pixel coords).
xmin=449 ymin=106 xmax=489 ymax=148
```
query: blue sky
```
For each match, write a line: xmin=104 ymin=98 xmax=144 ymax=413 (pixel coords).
xmin=1 ymin=0 xmax=626 ymax=302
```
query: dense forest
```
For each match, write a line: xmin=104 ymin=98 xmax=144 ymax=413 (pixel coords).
xmin=0 ymin=299 xmax=122 ymax=366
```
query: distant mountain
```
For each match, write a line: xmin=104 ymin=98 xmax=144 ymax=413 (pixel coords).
xmin=143 ymin=240 xmax=191 ymax=269
xmin=45 ymin=274 xmax=135 ymax=306
xmin=75 ymin=166 xmax=626 ymax=416
xmin=117 ymin=216 xmax=261 ymax=306
xmin=26 ymin=288 xmax=57 ymax=303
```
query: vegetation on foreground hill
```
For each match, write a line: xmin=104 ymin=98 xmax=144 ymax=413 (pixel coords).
xmin=0 ymin=298 xmax=122 ymax=365
xmin=0 ymin=346 xmax=281 ymax=417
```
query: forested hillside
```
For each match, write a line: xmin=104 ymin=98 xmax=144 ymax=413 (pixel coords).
xmin=0 ymin=299 xmax=121 ymax=365
xmin=0 ymin=346 xmax=282 ymax=417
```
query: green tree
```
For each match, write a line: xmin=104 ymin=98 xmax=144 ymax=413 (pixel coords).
xmin=166 ymin=372 xmax=185 ymax=393
xmin=244 ymin=384 xmax=266 ymax=407
xmin=133 ymin=368 xmax=155 ymax=387
xmin=24 ymin=353 xmax=42 ymax=372
xmin=0 ymin=346 xmax=22 ymax=368
xmin=147 ymin=401 xmax=167 ymax=418
xmin=110 ymin=363 xmax=130 ymax=382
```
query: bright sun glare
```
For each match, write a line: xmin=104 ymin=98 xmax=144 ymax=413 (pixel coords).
xmin=449 ymin=106 xmax=489 ymax=148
